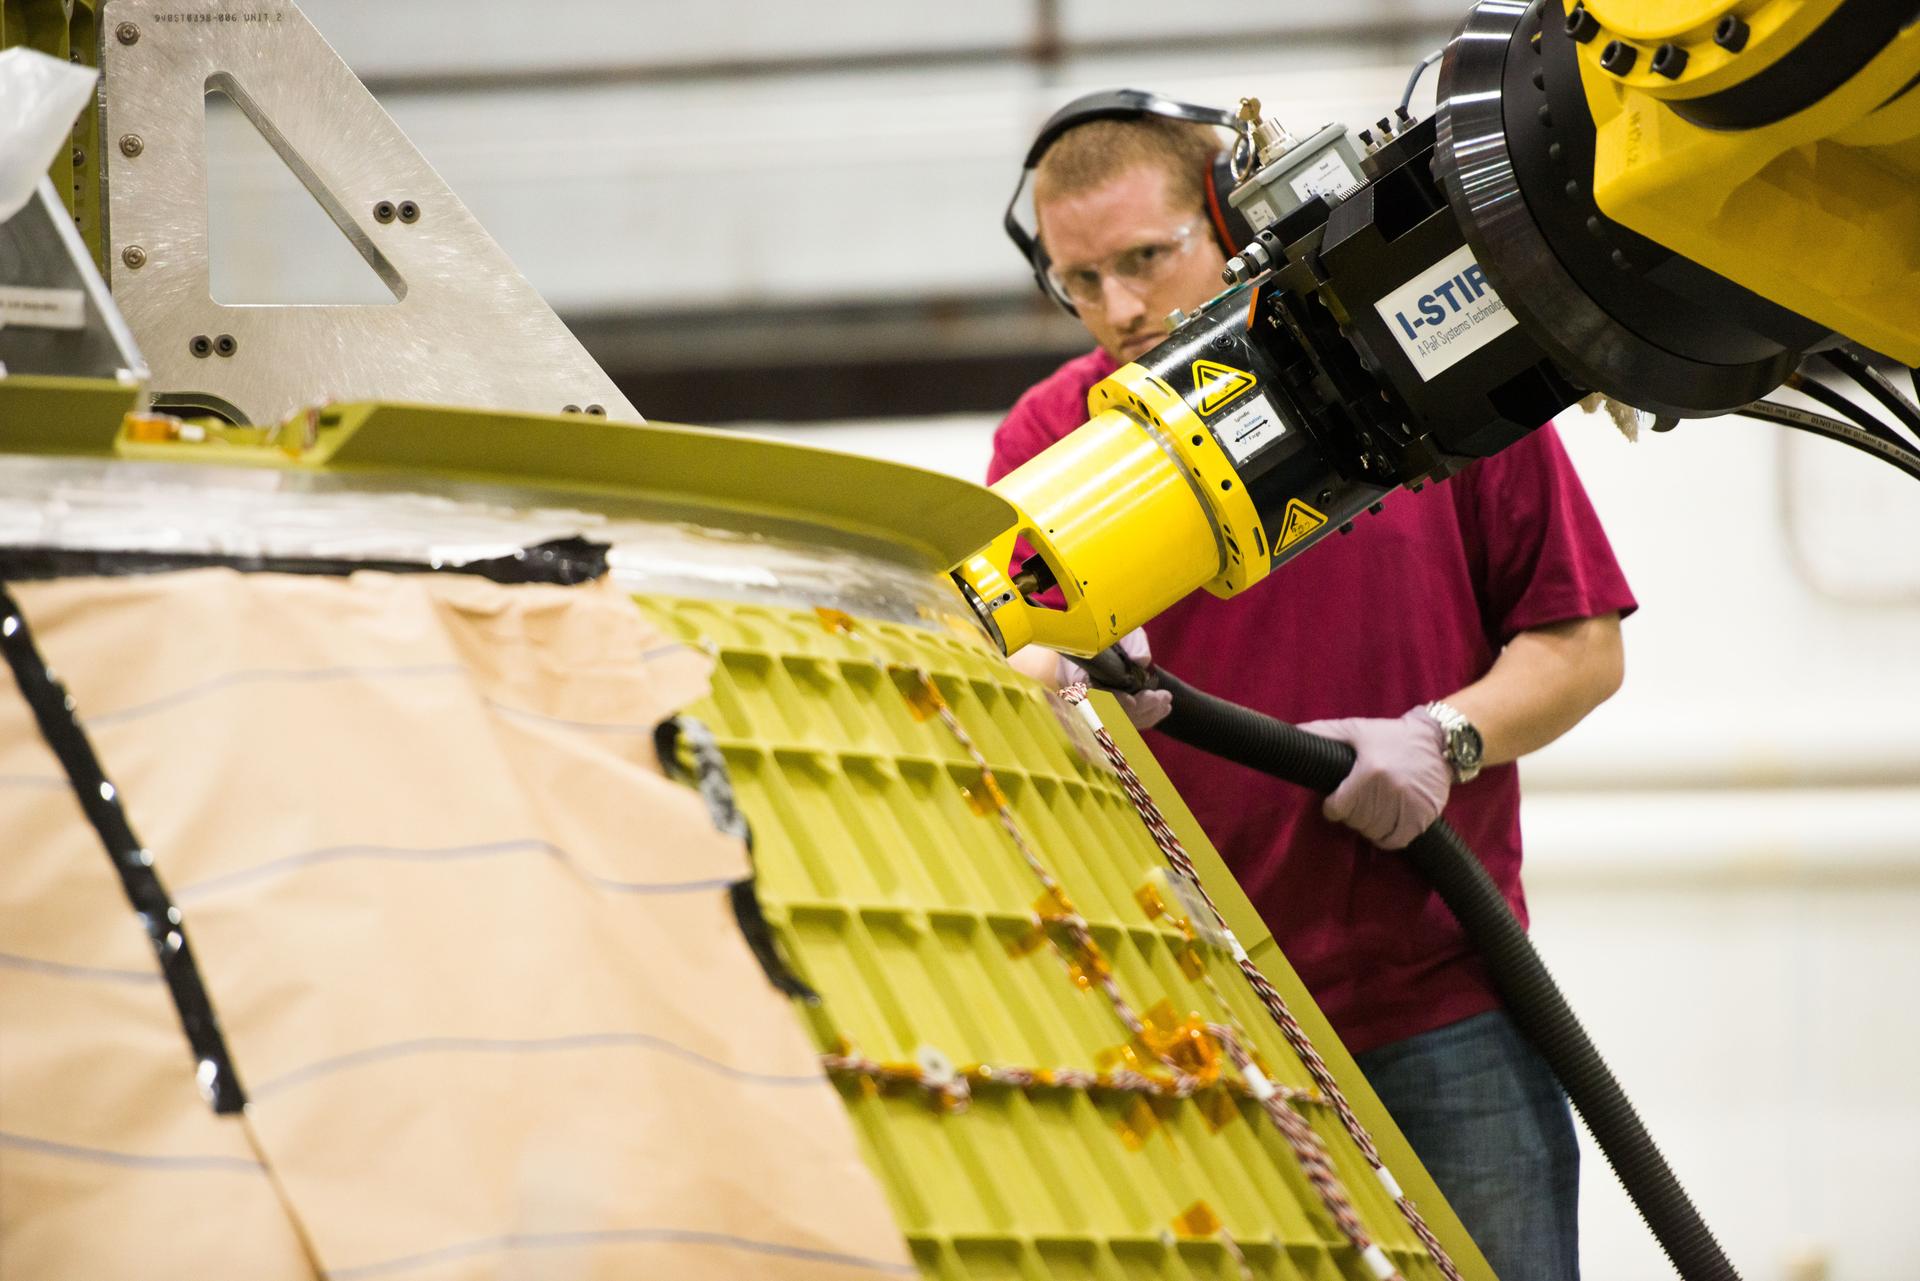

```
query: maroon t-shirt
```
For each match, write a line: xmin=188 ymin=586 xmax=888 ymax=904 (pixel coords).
xmin=989 ymin=348 xmax=1637 ymax=1053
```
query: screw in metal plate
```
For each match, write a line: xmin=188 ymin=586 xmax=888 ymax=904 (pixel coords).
xmin=213 ymin=334 xmax=238 ymax=358
xmin=72 ymin=147 xmax=86 ymax=168
xmin=115 ymin=21 xmax=140 ymax=45
xmin=121 ymin=245 xmax=147 ymax=270
xmin=373 ymin=200 xmax=397 ymax=224
xmin=397 ymin=200 xmax=420 ymax=224
xmin=585 ymin=404 xmax=606 ymax=416
xmin=119 ymin=134 xmax=144 ymax=158
xmin=561 ymin=404 xmax=581 ymax=414
xmin=189 ymin=335 xmax=214 ymax=359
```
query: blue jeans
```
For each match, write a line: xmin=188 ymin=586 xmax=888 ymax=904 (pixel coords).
xmin=1354 ymin=1010 xmax=1580 ymax=1281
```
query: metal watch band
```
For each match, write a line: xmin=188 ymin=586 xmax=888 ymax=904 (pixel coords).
xmin=1421 ymin=699 xmax=1483 ymax=784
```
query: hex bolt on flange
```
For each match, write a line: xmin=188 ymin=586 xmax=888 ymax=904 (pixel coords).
xmin=1564 ymin=3 xmax=1599 ymax=42
xmin=1599 ymin=40 xmax=1638 ymax=75
xmin=1650 ymin=43 xmax=1688 ymax=79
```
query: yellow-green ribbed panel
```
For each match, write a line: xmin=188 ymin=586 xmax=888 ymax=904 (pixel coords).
xmin=638 ymin=596 xmax=1496 ymax=1281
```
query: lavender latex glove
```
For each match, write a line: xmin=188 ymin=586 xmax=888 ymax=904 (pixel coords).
xmin=1058 ymin=629 xmax=1172 ymax=731
xmin=1296 ymin=709 xmax=1451 ymax=850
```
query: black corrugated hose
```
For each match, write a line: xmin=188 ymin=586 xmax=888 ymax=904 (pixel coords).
xmin=1149 ymin=666 xmax=1740 ymax=1281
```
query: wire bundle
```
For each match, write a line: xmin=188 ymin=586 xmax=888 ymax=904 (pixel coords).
xmin=809 ymin=603 xmax=1434 ymax=1281
xmin=1059 ymin=687 xmax=1466 ymax=1281
xmin=1744 ymin=348 xmax=1920 ymax=482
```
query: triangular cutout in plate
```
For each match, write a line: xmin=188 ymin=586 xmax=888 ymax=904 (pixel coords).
xmin=205 ymin=83 xmax=399 ymax=305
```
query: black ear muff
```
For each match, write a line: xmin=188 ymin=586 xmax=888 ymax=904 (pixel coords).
xmin=1006 ymin=88 xmax=1245 ymax=317
xmin=1206 ymin=149 xmax=1256 ymax=257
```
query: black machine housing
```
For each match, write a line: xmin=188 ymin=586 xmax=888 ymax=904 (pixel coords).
xmin=1126 ymin=111 xmax=1580 ymax=572
xmin=1114 ymin=0 xmax=1836 ymax=575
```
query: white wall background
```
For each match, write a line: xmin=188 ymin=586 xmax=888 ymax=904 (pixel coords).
xmin=203 ymin=3 xmax=1920 ymax=1275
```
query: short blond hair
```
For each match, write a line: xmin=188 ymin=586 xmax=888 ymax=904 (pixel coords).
xmin=1033 ymin=117 xmax=1226 ymax=219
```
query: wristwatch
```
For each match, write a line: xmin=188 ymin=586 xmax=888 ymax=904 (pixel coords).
xmin=1421 ymin=700 xmax=1484 ymax=784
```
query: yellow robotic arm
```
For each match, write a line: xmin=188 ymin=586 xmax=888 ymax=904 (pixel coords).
xmin=959 ymin=0 xmax=1920 ymax=658
xmin=1575 ymin=0 xmax=1920 ymax=365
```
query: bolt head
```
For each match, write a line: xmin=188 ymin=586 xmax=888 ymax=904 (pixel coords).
xmin=71 ymin=147 xmax=86 ymax=168
xmin=213 ymin=334 xmax=238 ymax=357
xmin=1651 ymin=42 xmax=1689 ymax=79
xmin=115 ymin=21 xmax=140 ymax=45
xmin=1599 ymin=40 xmax=1638 ymax=75
xmin=1564 ymin=3 xmax=1600 ymax=43
xmin=1713 ymin=15 xmax=1750 ymax=53
xmin=189 ymin=335 xmax=213 ymax=359
xmin=121 ymin=245 xmax=147 ymax=269
xmin=373 ymin=200 xmax=396 ymax=224
xmin=397 ymin=200 xmax=420 ymax=224
xmin=118 ymin=133 xmax=144 ymax=158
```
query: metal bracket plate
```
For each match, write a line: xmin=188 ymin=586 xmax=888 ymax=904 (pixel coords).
xmin=97 ymin=0 xmax=638 ymax=425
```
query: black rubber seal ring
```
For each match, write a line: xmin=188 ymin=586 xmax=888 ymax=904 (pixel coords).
xmin=0 ymin=583 xmax=246 ymax=1113
xmin=1670 ymin=0 xmax=1920 ymax=131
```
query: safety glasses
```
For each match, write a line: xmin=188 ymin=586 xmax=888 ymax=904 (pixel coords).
xmin=1044 ymin=219 xmax=1209 ymax=309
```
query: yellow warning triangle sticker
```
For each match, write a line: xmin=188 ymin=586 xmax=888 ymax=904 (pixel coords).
xmin=1191 ymin=359 xmax=1257 ymax=415
xmin=1275 ymin=498 xmax=1329 ymax=552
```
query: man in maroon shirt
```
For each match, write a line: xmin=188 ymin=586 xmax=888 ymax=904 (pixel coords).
xmin=992 ymin=114 xmax=1634 ymax=1280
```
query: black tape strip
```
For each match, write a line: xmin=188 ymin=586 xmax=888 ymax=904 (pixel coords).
xmin=728 ymin=879 xmax=819 ymax=1004
xmin=654 ymin=715 xmax=820 ymax=1004
xmin=0 ymin=584 xmax=245 ymax=1112
xmin=0 ymin=535 xmax=612 ymax=585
